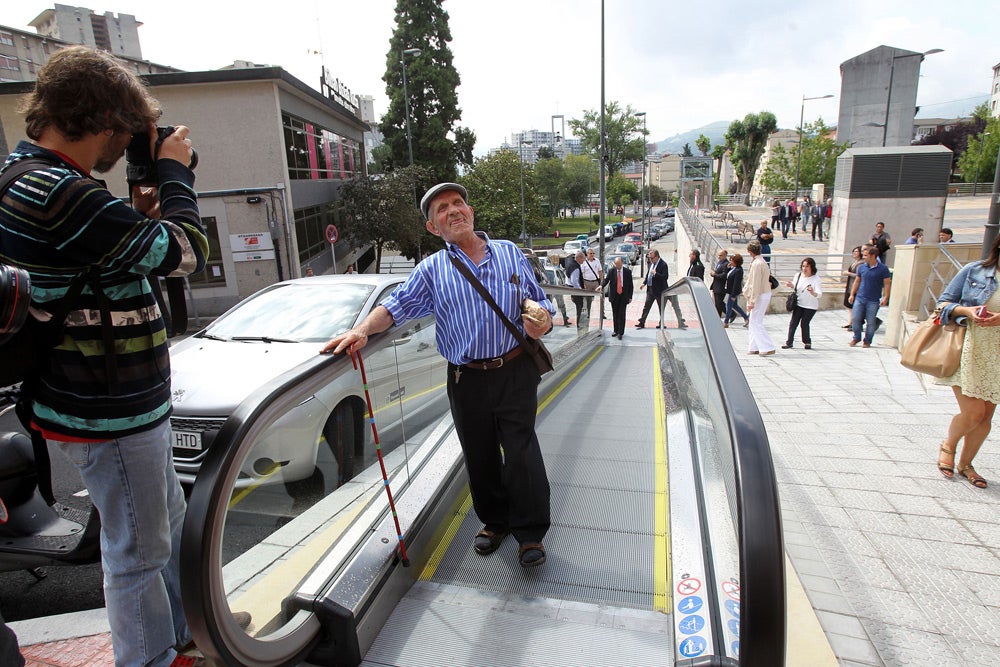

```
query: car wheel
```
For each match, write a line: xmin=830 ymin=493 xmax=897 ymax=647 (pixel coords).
xmin=322 ymin=399 xmax=364 ymax=487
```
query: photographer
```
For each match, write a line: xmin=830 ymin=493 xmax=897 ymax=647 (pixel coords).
xmin=0 ymin=47 xmax=210 ymax=667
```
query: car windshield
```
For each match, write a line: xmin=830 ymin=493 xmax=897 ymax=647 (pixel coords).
xmin=202 ymin=282 xmax=376 ymax=343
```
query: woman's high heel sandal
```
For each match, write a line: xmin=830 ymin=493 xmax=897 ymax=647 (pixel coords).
xmin=958 ymin=465 xmax=988 ymax=489
xmin=938 ymin=444 xmax=955 ymax=479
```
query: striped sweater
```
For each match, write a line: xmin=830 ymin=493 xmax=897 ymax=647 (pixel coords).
xmin=0 ymin=141 xmax=208 ymax=439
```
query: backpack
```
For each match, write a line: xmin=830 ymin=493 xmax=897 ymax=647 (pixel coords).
xmin=0 ymin=159 xmax=95 ymax=389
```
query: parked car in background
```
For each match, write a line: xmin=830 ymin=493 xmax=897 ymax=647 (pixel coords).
xmin=624 ymin=232 xmax=644 ymax=253
xmin=169 ymin=274 xmax=448 ymax=492
xmin=602 ymin=225 xmax=615 ymax=241
xmin=563 ymin=239 xmax=588 ymax=254
xmin=614 ymin=242 xmax=639 ymax=265
xmin=604 ymin=252 xmax=631 ymax=273
xmin=662 ymin=208 xmax=676 ymax=218
xmin=660 ymin=217 xmax=675 ymax=233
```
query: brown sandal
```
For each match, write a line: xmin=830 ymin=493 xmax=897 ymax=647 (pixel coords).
xmin=518 ymin=542 xmax=546 ymax=568
xmin=473 ymin=529 xmax=508 ymax=555
xmin=958 ymin=465 xmax=988 ymax=489
xmin=938 ymin=444 xmax=955 ymax=479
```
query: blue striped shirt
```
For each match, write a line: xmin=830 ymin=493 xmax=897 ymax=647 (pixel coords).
xmin=381 ymin=233 xmax=555 ymax=365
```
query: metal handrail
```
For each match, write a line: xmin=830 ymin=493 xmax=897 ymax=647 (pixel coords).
xmin=679 ymin=200 xmax=853 ymax=285
xmin=663 ymin=277 xmax=786 ymax=666
xmin=919 ymin=245 xmax=965 ymax=320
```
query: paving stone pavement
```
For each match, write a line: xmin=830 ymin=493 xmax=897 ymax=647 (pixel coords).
xmin=722 ymin=306 xmax=1000 ymax=666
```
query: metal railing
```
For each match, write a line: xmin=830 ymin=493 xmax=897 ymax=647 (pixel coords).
xmin=679 ymin=200 xmax=852 ymax=286
xmin=918 ymin=245 xmax=965 ymax=320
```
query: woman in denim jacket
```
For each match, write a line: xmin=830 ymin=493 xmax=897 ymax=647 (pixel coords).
xmin=934 ymin=235 xmax=1000 ymax=488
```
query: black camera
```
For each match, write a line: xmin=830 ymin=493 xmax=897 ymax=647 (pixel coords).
xmin=125 ymin=125 xmax=198 ymax=187
xmin=0 ymin=264 xmax=31 ymax=346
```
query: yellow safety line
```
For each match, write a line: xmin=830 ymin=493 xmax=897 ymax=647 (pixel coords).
xmin=418 ymin=492 xmax=473 ymax=580
xmin=418 ymin=347 xmax=605 ymax=579
xmin=652 ymin=346 xmax=671 ymax=612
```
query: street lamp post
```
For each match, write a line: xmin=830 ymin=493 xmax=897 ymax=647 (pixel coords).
xmin=518 ymin=138 xmax=533 ymax=249
xmin=634 ymin=111 xmax=647 ymax=277
xmin=974 ymin=131 xmax=991 ymax=197
xmin=400 ymin=48 xmax=422 ymax=167
xmin=881 ymin=48 xmax=943 ymax=147
xmin=793 ymin=94 xmax=834 ymax=202
xmin=551 ymin=115 xmax=565 ymax=158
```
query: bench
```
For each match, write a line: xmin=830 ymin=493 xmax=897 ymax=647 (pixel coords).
xmin=728 ymin=220 xmax=754 ymax=244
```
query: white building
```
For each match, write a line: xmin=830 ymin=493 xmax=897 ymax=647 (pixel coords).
xmin=991 ymin=62 xmax=1000 ymax=117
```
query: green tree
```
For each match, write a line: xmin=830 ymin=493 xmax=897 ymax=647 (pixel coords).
xmin=567 ymin=101 xmax=646 ymax=179
xmin=725 ymin=111 xmax=778 ymax=194
xmin=561 ymin=154 xmax=596 ymax=211
xmin=536 ymin=145 xmax=555 ymax=160
xmin=533 ymin=157 xmax=564 ymax=225
xmin=458 ymin=151 xmax=545 ymax=243
xmin=681 ymin=143 xmax=694 ymax=157
xmin=380 ymin=0 xmax=476 ymax=186
xmin=956 ymin=116 xmax=1000 ymax=186
xmin=695 ymin=134 xmax=711 ymax=156
xmin=760 ymin=118 xmax=847 ymax=193
xmin=607 ymin=174 xmax=638 ymax=207
xmin=647 ymin=184 xmax=668 ymax=205
xmin=335 ymin=164 xmax=432 ymax=271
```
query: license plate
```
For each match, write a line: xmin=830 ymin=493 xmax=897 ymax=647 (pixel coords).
xmin=173 ymin=430 xmax=202 ymax=451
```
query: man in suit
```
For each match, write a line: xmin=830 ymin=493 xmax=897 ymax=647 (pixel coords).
xmin=686 ymin=249 xmax=705 ymax=280
xmin=708 ymin=249 xmax=729 ymax=318
xmin=636 ymin=249 xmax=685 ymax=328
xmin=603 ymin=256 xmax=633 ymax=338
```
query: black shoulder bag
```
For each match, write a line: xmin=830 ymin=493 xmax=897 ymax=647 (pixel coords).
xmin=785 ymin=274 xmax=800 ymax=312
xmin=447 ymin=254 xmax=554 ymax=374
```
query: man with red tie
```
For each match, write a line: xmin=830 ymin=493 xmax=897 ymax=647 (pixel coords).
xmin=603 ymin=256 xmax=633 ymax=339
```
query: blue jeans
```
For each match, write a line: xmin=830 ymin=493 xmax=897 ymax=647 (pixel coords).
xmin=780 ymin=218 xmax=790 ymax=239
xmin=54 ymin=421 xmax=188 ymax=667
xmin=851 ymin=297 xmax=880 ymax=344
xmin=725 ymin=294 xmax=748 ymax=323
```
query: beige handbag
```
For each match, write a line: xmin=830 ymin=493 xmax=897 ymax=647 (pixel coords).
xmin=899 ymin=312 xmax=965 ymax=378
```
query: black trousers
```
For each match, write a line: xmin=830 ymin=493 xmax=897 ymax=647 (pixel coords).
xmin=447 ymin=354 xmax=550 ymax=544
xmin=0 ymin=610 xmax=23 ymax=667
xmin=712 ymin=289 xmax=726 ymax=317
xmin=639 ymin=291 xmax=684 ymax=326
xmin=786 ymin=306 xmax=817 ymax=345
xmin=609 ymin=296 xmax=628 ymax=334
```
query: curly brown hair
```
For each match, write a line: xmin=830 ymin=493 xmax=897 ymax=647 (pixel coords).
xmin=18 ymin=46 xmax=160 ymax=141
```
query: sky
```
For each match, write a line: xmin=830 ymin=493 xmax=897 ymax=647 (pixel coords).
xmin=3 ymin=1 xmax=995 ymax=155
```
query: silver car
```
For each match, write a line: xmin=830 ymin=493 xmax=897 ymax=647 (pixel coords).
xmin=168 ymin=274 xmax=447 ymax=490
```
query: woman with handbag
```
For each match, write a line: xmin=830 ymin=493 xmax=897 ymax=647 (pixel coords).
xmin=722 ymin=253 xmax=749 ymax=328
xmin=934 ymin=235 xmax=1000 ymax=488
xmin=840 ymin=246 xmax=863 ymax=329
xmin=781 ymin=257 xmax=823 ymax=349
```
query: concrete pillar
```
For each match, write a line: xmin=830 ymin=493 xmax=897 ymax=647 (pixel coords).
xmin=828 ymin=145 xmax=952 ymax=273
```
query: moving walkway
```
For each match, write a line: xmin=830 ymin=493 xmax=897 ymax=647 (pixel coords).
xmin=180 ymin=280 xmax=784 ymax=666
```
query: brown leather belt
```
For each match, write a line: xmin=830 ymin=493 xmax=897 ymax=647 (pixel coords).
xmin=463 ymin=346 xmax=522 ymax=370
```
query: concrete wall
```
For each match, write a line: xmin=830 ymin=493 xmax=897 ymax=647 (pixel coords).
xmin=837 ymin=46 xmax=921 ymax=149
xmin=827 ymin=193 xmax=946 ymax=270
xmin=884 ymin=242 xmax=983 ymax=348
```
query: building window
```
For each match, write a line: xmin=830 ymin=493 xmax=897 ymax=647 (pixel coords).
xmin=282 ymin=112 xmax=362 ymax=182
xmin=187 ymin=216 xmax=227 ymax=286
xmin=0 ymin=55 xmax=18 ymax=71
xmin=0 ymin=31 xmax=13 ymax=46
xmin=294 ymin=205 xmax=333 ymax=263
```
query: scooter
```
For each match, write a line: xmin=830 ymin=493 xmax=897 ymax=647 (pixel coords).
xmin=0 ymin=387 xmax=101 ymax=579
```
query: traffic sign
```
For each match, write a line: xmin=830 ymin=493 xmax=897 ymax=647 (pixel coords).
xmin=325 ymin=224 xmax=339 ymax=244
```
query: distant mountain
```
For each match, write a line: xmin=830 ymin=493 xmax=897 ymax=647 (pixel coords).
xmin=653 ymin=121 xmax=730 ymax=155
xmin=915 ymin=95 xmax=988 ymax=121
